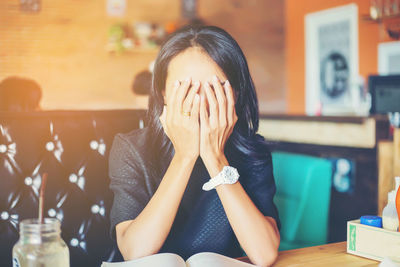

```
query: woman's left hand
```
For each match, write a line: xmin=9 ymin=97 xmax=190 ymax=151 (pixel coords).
xmin=200 ymin=75 xmax=237 ymax=175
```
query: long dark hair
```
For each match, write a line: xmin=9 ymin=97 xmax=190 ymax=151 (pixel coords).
xmin=147 ymin=25 xmax=270 ymax=175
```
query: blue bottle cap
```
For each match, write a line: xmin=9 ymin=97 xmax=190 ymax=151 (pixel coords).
xmin=360 ymin=215 xmax=382 ymax=228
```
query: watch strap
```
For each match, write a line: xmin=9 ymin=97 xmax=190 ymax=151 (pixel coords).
xmin=202 ymin=174 xmax=224 ymax=191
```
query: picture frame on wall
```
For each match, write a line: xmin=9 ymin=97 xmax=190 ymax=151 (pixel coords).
xmin=305 ymin=4 xmax=359 ymax=115
xmin=378 ymin=41 xmax=400 ymax=75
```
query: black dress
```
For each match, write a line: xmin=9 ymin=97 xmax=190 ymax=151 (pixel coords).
xmin=109 ymin=127 xmax=280 ymax=260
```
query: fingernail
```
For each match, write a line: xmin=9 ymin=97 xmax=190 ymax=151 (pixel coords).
xmin=194 ymin=80 xmax=200 ymax=87
xmin=185 ymin=77 xmax=191 ymax=83
xmin=225 ymin=80 xmax=230 ymax=87
xmin=213 ymin=75 xmax=218 ymax=82
xmin=174 ymin=80 xmax=180 ymax=87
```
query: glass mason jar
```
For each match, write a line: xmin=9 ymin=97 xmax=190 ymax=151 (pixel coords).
xmin=12 ymin=218 xmax=69 ymax=267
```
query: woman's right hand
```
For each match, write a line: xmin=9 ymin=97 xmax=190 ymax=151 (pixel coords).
xmin=117 ymin=79 xmax=201 ymax=260
xmin=160 ymin=78 xmax=201 ymax=160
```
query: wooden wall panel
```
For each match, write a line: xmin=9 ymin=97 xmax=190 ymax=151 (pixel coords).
xmin=0 ymin=0 xmax=285 ymax=112
xmin=198 ymin=0 xmax=285 ymax=113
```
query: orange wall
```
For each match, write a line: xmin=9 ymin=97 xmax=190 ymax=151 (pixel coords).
xmin=285 ymin=0 xmax=393 ymax=114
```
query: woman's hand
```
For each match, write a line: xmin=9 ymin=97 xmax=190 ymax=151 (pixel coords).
xmin=200 ymin=75 xmax=237 ymax=176
xmin=117 ymin=78 xmax=202 ymax=260
xmin=160 ymin=78 xmax=201 ymax=160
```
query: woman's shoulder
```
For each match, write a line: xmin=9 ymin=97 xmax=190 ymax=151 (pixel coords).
xmin=109 ymin=127 xmax=151 ymax=172
xmin=112 ymin=127 xmax=150 ymax=154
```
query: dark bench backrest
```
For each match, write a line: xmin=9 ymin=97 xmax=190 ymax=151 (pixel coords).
xmin=0 ymin=110 xmax=146 ymax=267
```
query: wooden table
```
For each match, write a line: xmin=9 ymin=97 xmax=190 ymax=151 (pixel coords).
xmin=238 ymin=242 xmax=379 ymax=266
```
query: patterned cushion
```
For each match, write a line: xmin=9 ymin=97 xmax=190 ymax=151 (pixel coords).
xmin=0 ymin=110 xmax=145 ymax=267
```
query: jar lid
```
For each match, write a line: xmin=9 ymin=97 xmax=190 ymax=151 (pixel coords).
xmin=360 ymin=215 xmax=382 ymax=228
xmin=20 ymin=218 xmax=61 ymax=235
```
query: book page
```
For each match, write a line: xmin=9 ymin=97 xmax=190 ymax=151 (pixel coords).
xmin=186 ymin=252 xmax=256 ymax=267
xmin=101 ymin=253 xmax=186 ymax=267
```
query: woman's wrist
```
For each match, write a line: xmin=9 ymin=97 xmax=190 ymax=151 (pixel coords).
xmin=173 ymin=152 xmax=198 ymax=165
xmin=202 ymin=152 xmax=229 ymax=178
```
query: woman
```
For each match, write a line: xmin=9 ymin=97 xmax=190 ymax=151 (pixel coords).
xmin=109 ymin=25 xmax=280 ymax=267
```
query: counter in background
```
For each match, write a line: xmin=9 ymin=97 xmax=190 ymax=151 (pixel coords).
xmin=258 ymin=114 xmax=390 ymax=243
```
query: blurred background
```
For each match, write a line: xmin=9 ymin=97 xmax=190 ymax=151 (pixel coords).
xmin=1 ymin=0 xmax=399 ymax=114
xmin=0 ymin=0 xmax=286 ymax=112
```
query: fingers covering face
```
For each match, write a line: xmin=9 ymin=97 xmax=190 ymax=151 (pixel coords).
xmin=224 ymin=80 xmax=236 ymax=126
xmin=200 ymin=94 xmax=209 ymax=127
xmin=159 ymin=104 xmax=169 ymax=136
xmin=164 ymin=77 xmax=236 ymax=128
xmin=204 ymin=80 xmax=218 ymax=125
xmin=191 ymin=94 xmax=201 ymax=122
xmin=211 ymin=75 xmax=227 ymax=127
xmin=174 ymin=78 xmax=192 ymax=114
xmin=182 ymin=80 xmax=200 ymax=113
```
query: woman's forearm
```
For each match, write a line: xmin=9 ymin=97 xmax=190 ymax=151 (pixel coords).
xmin=116 ymin=154 xmax=196 ymax=260
xmin=198 ymin=74 xmax=279 ymax=265
xmin=116 ymin=78 xmax=201 ymax=260
xmin=216 ymin=183 xmax=280 ymax=267
xmin=205 ymin=156 xmax=280 ymax=267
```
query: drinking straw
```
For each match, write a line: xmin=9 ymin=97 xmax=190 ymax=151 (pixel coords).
xmin=38 ymin=173 xmax=48 ymax=224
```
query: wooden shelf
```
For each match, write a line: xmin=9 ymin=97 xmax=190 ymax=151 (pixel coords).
xmin=361 ymin=13 xmax=400 ymax=23
xmin=361 ymin=13 xmax=400 ymax=39
xmin=258 ymin=115 xmax=389 ymax=148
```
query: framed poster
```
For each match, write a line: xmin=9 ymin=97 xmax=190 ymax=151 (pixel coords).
xmin=305 ymin=4 xmax=359 ymax=115
xmin=378 ymin=41 xmax=400 ymax=75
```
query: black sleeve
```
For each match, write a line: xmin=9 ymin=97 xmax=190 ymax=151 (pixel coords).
xmin=240 ymin=157 xmax=281 ymax=230
xmin=108 ymin=134 xmax=150 ymax=240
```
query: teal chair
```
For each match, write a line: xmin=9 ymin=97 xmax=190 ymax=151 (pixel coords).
xmin=272 ymin=152 xmax=332 ymax=251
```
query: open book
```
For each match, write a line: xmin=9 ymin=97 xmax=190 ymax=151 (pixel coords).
xmin=101 ymin=252 xmax=256 ymax=267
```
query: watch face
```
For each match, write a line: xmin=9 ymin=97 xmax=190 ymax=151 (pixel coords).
xmin=223 ymin=167 xmax=239 ymax=184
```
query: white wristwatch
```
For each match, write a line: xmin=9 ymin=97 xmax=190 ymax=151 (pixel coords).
xmin=202 ymin=166 xmax=240 ymax=191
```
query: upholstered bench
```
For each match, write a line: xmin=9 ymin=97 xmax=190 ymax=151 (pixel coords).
xmin=0 ymin=110 xmax=146 ymax=267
